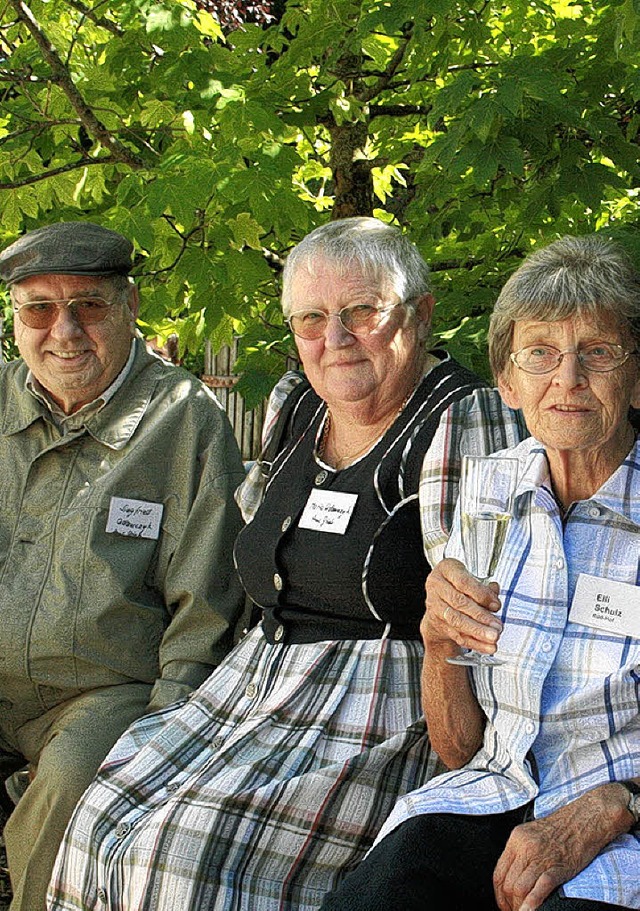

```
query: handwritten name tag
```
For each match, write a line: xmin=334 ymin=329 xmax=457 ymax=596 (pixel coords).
xmin=298 ymin=489 xmax=358 ymax=535
xmin=106 ymin=497 xmax=164 ymax=540
xmin=569 ymin=573 xmax=640 ymax=639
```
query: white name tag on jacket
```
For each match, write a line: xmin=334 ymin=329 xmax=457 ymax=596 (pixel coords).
xmin=298 ymin=489 xmax=358 ymax=534
xmin=570 ymin=573 xmax=640 ymax=638
xmin=106 ymin=497 xmax=164 ymax=539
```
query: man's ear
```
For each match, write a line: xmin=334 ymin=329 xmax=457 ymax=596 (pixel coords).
xmin=414 ymin=293 xmax=435 ymax=338
xmin=127 ymin=285 xmax=140 ymax=321
xmin=630 ymin=371 xmax=640 ymax=410
xmin=498 ymin=369 xmax=520 ymax=410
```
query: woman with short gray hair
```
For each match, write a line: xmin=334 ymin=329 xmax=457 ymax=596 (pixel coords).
xmin=322 ymin=234 xmax=640 ymax=911
xmin=489 ymin=234 xmax=640 ymax=378
xmin=50 ymin=217 xmax=511 ymax=911
xmin=281 ymin=216 xmax=433 ymax=318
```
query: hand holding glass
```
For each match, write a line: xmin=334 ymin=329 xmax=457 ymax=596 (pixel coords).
xmin=446 ymin=455 xmax=519 ymax=667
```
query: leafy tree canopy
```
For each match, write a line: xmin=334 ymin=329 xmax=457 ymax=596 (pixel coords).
xmin=1 ymin=0 xmax=639 ymax=404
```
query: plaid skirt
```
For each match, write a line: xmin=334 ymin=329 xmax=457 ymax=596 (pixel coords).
xmin=48 ymin=628 xmax=438 ymax=911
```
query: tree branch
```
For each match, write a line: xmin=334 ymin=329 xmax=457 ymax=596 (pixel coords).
xmin=0 ymin=155 xmax=118 ymax=189
xmin=369 ymin=103 xmax=433 ymax=119
xmin=0 ymin=67 xmax=41 ymax=85
xmin=0 ymin=119 xmax=79 ymax=145
xmin=66 ymin=0 xmax=122 ymax=36
xmin=138 ymin=218 xmax=205 ymax=277
xmin=358 ymin=26 xmax=413 ymax=104
xmin=8 ymin=0 xmax=144 ymax=169
xmin=385 ymin=59 xmax=499 ymax=94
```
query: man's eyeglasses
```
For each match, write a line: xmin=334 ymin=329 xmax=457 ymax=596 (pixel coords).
xmin=286 ymin=303 xmax=400 ymax=341
xmin=13 ymin=297 xmax=117 ymax=330
xmin=510 ymin=343 xmax=637 ymax=375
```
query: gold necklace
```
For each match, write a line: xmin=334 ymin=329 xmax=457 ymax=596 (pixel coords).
xmin=318 ymin=379 xmax=420 ymax=470
xmin=318 ymin=411 xmax=382 ymax=468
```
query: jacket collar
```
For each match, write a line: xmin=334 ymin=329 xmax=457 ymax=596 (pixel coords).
xmin=2 ymin=340 xmax=167 ymax=450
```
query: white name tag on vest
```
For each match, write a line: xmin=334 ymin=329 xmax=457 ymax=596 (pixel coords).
xmin=106 ymin=496 xmax=164 ymax=539
xmin=298 ymin=489 xmax=358 ymax=535
xmin=569 ymin=573 xmax=640 ymax=639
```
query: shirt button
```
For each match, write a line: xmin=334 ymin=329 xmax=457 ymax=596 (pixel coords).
xmin=166 ymin=781 xmax=180 ymax=793
xmin=555 ymin=558 xmax=565 ymax=570
xmin=281 ymin=516 xmax=292 ymax=532
xmin=588 ymin=507 xmax=600 ymax=518
xmin=525 ymin=721 xmax=535 ymax=735
xmin=274 ymin=624 xmax=285 ymax=642
xmin=273 ymin=573 xmax=283 ymax=591
xmin=542 ymin=640 xmax=553 ymax=653
xmin=245 ymin=682 xmax=258 ymax=699
xmin=115 ymin=821 xmax=131 ymax=839
xmin=315 ymin=470 xmax=328 ymax=485
xmin=212 ymin=735 xmax=225 ymax=750
xmin=97 ymin=887 xmax=107 ymax=902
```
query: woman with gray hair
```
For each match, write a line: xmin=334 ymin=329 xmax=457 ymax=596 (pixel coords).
xmin=322 ymin=234 xmax=640 ymax=911
xmin=49 ymin=217 xmax=514 ymax=911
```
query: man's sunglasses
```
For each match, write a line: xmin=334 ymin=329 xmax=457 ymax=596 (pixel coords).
xmin=13 ymin=297 xmax=117 ymax=329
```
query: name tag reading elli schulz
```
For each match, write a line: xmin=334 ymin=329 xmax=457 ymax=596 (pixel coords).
xmin=299 ymin=489 xmax=358 ymax=535
xmin=106 ymin=496 xmax=164 ymax=540
xmin=570 ymin=573 xmax=640 ymax=639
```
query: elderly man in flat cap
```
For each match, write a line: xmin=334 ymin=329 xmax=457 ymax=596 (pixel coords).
xmin=0 ymin=222 xmax=246 ymax=911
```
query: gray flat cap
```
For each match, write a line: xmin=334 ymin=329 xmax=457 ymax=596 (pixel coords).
xmin=0 ymin=222 xmax=133 ymax=286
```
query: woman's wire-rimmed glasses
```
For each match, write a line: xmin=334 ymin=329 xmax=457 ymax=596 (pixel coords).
xmin=286 ymin=302 xmax=401 ymax=341
xmin=510 ymin=343 xmax=637 ymax=375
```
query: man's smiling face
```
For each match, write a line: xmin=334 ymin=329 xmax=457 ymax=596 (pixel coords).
xmin=12 ymin=273 xmax=137 ymax=414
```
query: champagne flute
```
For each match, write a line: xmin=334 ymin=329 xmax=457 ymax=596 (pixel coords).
xmin=446 ymin=455 xmax=519 ymax=667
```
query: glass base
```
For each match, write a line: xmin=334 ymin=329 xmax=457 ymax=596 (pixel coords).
xmin=446 ymin=650 xmax=506 ymax=667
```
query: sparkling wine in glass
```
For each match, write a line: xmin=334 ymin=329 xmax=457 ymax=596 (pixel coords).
xmin=446 ymin=455 xmax=519 ymax=668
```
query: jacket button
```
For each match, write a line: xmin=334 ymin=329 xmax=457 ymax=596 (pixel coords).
xmin=274 ymin=624 xmax=285 ymax=642
xmin=281 ymin=516 xmax=292 ymax=532
xmin=273 ymin=573 xmax=283 ymax=591
xmin=315 ymin=470 xmax=328 ymax=485
xmin=115 ymin=821 xmax=131 ymax=839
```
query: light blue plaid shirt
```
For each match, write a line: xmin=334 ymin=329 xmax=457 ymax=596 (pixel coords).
xmin=379 ymin=435 xmax=640 ymax=907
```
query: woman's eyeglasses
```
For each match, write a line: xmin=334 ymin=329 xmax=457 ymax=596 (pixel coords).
xmin=13 ymin=297 xmax=117 ymax=330
xmin=286 ymin=303 xmax=400 ymax=341
xmin=510 ymin=343 xmax=637 ymax=375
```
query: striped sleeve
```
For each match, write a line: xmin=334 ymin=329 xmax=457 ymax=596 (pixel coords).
xmin=419 ymin=387 xmax=528 ymax=566
xmin=235 ymin=371 xmax=306 ymax=523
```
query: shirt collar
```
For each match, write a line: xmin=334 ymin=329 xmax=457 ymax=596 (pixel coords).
xmin=26 ymin=339 xmax=137 ymax=428
xmin=3 ymin=339 xmax=167 ymax=449
xmin=514 ymin=435 xmax=640 ymax=527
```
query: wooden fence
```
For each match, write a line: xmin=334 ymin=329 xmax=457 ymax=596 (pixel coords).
xmin=201 ymin=339 xmax=267 ymax=462
xmin=201 ymin=339 xmax=301 ymax=462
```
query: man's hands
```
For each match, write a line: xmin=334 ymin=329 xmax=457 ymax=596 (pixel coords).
xmin=493 ymin=783 xmax=633 ymax=911
xmin=422 ymin=558 xmax=504 ymax=657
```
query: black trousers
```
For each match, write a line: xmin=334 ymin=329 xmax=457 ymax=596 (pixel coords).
xmin=320 ymin=811 xmax=627 ymax=911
